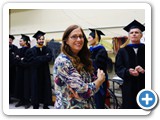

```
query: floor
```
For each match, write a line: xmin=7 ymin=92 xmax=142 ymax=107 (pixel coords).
xmin=9 ymin=98 xmax=54 ymax=109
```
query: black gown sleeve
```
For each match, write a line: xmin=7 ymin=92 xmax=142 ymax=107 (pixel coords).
xmin=22 ymin=47 xmax=52 ymax=67
xmin=19 ymin=48 xmax=34 ymax=67
xmin=9 ymin=44 xmax=19 ymax=67
xmin=92 ymin=48 xmax=108 ymax=93
xmin=93 ymin=48 xmax=108 ymax=71
xmin=115 ymin=48 xmax=130 ymax=80
xmin=34 ymin=48 xmax=52 ymax=64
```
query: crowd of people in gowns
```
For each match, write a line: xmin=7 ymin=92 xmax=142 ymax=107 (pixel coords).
xmin=9 ymin=31 xmax=61 ymax=109
xmin=9 ymin=19 xmax=145 ymax=109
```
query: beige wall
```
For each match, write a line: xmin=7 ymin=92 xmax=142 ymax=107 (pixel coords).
xmin=10 ymin=9 xmax=145 ymax=47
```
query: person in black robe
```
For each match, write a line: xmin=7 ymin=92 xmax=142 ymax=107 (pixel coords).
xmin=9 ymin=35 xmax=18 ymax=103
xmin=14 ymin=34 xmax=31 ymax=109
xmin=26 ymin=30 xmax=52 ymax=109
xmin=88 ymin=28 xmax=109 ymax=109
xmin=46 ymin=39 xmax=61 ymax=64
xmin=115 ymin=20 xmax=145 ymax=109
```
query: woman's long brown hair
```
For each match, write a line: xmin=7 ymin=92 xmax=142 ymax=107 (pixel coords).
xmin=61 ymin=25 xmax=94 ymax=74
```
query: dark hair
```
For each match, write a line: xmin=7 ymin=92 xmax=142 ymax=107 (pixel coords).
xmin=36 ymin=35 xmax=45 ymax=41
xmin=26 ymin=43 xmax=31 ymax=48
xmin=61 ymin=25 xmax=93 ymax=73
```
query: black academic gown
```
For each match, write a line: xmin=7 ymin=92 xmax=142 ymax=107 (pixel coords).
xmin=14 ymin=47 xmax=30 ymax=101
xmin=26 ymin=46 xmax=52 ymax=107
xmin=89 ymin=44 xmax=108 ymax=109
xmin=115 ymin=44 xmax=145 ymax=109
xmin=9 ymin=44 xmax=18 ymax=98
xmin=46 ymin=39 xmax=61 ymax=63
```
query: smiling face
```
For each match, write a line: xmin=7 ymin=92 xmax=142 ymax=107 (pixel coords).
xmin=128 ymin=28 xmax=143 ymax=44
xmin=66 ymin=27 xmax=84 ymax=55
xmin=37 ymin=36 xmax=45 ymax=45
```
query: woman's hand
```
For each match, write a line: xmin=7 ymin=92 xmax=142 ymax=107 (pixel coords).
xmin=94 ymin=69 xmax=105 ymax=91
xmin=97 ymin=69 xmax=105 ymax=83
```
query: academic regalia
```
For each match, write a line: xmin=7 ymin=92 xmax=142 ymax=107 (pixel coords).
xmin=14 ymin=34 xmax=31 ymax=108
xmin=9 ymin=35 xmax=18 ymax=101
xmin=115 ymin=44 xmax=145 ymax=109
xmin=89 ymin=28 xmax=105 ymax=41
xmin=89 ymin=44 xmax=108 ymax=74
xmin=26 ymin=46 xmax=52 ymax=108
xmin=89 ymin=29 xmax=108 ymax=109
xmin=9 ymin=35 xmax=15 ymax=41
xmin=46 ymin=39 xmax=61 ymax=63
xmin=115 ymin=20 xmax=145 ymax=109
xmin=26 ymin=31 xmax=52 ymax=109
xmin=33 ymin=30 xmax=45 ymax=39
xmin=123 ymin=20 xmax=145 ymax=32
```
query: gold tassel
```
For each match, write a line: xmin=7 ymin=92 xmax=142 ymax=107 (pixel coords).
xmin=94 ymin=31 xmax=99 ymax=45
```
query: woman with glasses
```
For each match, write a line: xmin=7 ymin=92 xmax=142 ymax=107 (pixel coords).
xmin=53 ymin=25 xmax=105 ymax=109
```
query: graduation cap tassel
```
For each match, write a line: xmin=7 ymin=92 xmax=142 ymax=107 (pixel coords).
xmin=95 ymin=31 xmax=99 ymax=45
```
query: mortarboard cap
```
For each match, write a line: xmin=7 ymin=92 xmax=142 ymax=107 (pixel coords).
xmin=89 ymin=28 xmax=105 ymax=40
xmin=123 ymin=20 xmax=145 ymax=32
xmin=9 ymin=35 xmax=15 ymax=40
xmin=33 ymin=30 xmax=46 ymax=39
xmin=21 ymin=34 xmax=30 ymax=42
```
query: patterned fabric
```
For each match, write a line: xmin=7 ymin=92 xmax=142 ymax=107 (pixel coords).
xmin=53 ymin=53 xmax=97 ymax=109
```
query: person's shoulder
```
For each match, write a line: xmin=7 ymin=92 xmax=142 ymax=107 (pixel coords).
xmin=44 ymin=45 xmax=52 ymax=51
xmin=141 ymin=43 xmax=145 ymax=47
xmin=55 ymin=53 xmax=71 ymax=63
xmin=12 ymin=44 xmax=18 ymax=49
xmin=54 ymin=53 xmax=73 ymax=67
xmin=30 ymin=46 xmax=36 ymax=49
xmin=28 ymin=47 xmax=35 ymax=52
xmin=117 ymin=47 xmax=127 ymax=54
xmin=119 ymin=47 xmax=126 ymax=50
xmin=96 ymin=44 xmax=105 ymax=49
xmin=138 ymin=43 xmax=145 ymax=50
xmin=92 ymin=44 xmax=106 ymax=52
xmin=99 ymin=46 xmax=107 ymax=51
xmin=26 ymin=46 xmax=36 ymax=53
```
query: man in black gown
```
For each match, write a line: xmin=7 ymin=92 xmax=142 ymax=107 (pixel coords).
xmin=115 ymin=20 xmax=145 ymax=109
xmin=25 ymin=31 xmax=52 ymax=109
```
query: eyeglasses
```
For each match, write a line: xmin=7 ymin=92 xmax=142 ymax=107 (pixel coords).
xmin=70 ymin=35 xmax=84 ymax=40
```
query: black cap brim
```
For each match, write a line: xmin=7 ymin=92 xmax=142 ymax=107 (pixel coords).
xmin=89 ymin=28 xmax=105 ymax=36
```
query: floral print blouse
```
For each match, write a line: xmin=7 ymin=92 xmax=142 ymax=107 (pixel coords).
xmin=53 ymin=53 xmax=97 ymax=109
